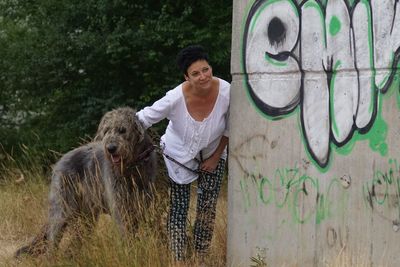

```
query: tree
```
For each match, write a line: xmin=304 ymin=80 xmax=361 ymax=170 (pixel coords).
xmin=0 ymin=0 xmax=232 ymax=157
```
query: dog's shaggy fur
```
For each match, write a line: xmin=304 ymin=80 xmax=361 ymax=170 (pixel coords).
xmin=15 ymin=107 xmax=157 ymax=257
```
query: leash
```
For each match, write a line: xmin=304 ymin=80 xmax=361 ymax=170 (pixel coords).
xmin=163 ymin=151 xmax=201 ymax=174
xmin=156 ymin=146 xmax=217 ymax=191
xmin=125 ymin=135 xmax=211 ymax=177
xmin=138 ymin=143 xmax=218 ymax=192
xmin=133 ymin=144 xmax=156 ymax=163
xmin=128 ymin=143 xmax=157 ymax=177
xmin=153 ymin=145 xmax=213 ymax=176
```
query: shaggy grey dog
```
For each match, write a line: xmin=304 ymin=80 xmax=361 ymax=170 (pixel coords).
xmin=15 ymin=107 xmax=157 ymax=257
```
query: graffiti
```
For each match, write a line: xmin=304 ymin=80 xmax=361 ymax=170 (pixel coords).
xmin=239 ymin=162 xmax=350 ymax=224
xmin=242 ymin=0 xmax=400 ymax=168
xmin=326 ymin=226 xmax=349 ymax=248
xmin=231 ymin=133 xmax=275 ymax=176
xmin=239 ymin=158 xmax=400 ymax=227
xmin=362 ymin=158 xmax=400 ymax=225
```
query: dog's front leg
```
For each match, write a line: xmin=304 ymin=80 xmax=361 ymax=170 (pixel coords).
xmin=102 ymin=173 xmax=132 ymax=236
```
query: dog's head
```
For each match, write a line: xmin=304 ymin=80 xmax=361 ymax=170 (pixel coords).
xmin=95 ymin=107 xmax=145 ymax=168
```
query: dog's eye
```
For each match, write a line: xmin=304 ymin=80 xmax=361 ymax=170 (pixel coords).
xmin=118 ymin=127 xmax=126 ymax=134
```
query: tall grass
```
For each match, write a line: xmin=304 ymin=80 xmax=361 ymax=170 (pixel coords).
xmin=0 ymin=148 xmax=388 ymax=267
xmin=0 ymin=148 xmax=227 ymax=267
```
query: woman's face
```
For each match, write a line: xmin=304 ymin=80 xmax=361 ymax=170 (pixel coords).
xmin=184 ymin=59 xmax=213 ymax=91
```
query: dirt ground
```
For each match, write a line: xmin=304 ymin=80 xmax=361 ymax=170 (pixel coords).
xmin=0 ymin=239 xmax=18 ymax=264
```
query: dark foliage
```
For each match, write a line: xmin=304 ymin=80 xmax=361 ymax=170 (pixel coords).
xmin=0 ymin=0 xmax=232 ymax=159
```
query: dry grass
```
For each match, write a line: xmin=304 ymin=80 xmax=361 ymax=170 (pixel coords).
xmin=0 ymin=150 xmax=387 ymax=267
xmin=0 ymin=150 xmax=228 ymax=267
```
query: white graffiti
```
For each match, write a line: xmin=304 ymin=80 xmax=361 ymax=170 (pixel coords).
xmin=243 ymin=0 xmax=400 ymax=167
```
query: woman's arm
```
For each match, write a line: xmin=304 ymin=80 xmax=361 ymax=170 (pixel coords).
xmin=200 ymin=135 xmax=228 ymax=172
xmin=136 ymin=91 xmax=174 ymax=129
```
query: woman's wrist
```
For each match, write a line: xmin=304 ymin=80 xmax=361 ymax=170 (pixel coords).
xmin=210 ymin=151 xmax=222 ymax=162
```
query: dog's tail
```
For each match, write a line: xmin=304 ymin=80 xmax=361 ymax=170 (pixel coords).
xmin=14 ymin=224 xmax=49 ymax=258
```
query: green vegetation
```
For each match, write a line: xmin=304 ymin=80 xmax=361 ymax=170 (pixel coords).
xmin=0 ymin=0 xmax=232 ymax=158
xmin=0 ymin=2 xmax=231 ymax=265
xmin=0 ymin=2 xmax=231 ymax=263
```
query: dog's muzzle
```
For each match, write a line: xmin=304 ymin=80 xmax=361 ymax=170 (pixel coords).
xmin=106 ymin=144 xmax=121 ymax=164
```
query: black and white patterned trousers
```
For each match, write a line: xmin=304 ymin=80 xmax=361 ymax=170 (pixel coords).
xmin=167 ymin=159 xmax=225 ymax=261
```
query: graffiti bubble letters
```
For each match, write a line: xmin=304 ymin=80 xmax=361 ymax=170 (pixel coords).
xmin=243 ymin=0 xmax=400 ymax=167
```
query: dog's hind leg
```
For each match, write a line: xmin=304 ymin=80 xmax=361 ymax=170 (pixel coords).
xmin=47 ymin=175 xmax=73 ymax=252
xmin=14 ymin=224 xmax=50 ymax=258
xmin=47 ymin=210 xmax=68 ymax=253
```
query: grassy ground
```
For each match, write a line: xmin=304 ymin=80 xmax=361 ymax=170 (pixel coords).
xmin=0 ymin=151 xmax=388 ymax=267
xmin=0 ymin=151 xmax=227 ymax=267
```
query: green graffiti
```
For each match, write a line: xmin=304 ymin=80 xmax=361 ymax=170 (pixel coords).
xmin=362 ymin=158 xmax=400 ymax=221
xmin=259 ymin=175 xmax=272 ymax=205
xmin=394 ymin=64 xmax=400 ymax=110
xmin=272 ymin=166 xmax=298 ymax=208
xmin=239 ymin=162 xmax=349 ymax=225
xmin=240 ymin=178 xmax=252 ymax=212
xmin=334 ymin=114 xmax=388 ymax=157
xmin=265 ymin=53 xmax=288 ymax=67
xmin=372 ymin=170 xmax=389 ymax=205
xmin=292 ymin=175 xmax=319 ymax=224
xmin=366 ymin=113 xmax=388 ymax=156
xmin=329 ymin=16 xmax=341 ymax=36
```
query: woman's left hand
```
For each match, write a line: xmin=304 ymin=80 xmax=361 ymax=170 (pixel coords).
xmin=200 ymin=155 xmax=219 ymax=173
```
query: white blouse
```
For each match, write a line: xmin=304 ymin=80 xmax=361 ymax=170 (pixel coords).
xmin=136 ymin=77 xmax=230 ymax=184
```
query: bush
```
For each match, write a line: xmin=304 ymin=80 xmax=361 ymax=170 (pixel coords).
xmin=0 ymin=0 xmax=232 ymax=159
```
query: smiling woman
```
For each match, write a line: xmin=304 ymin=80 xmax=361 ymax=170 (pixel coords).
xmin=183 ymin=60 xmax=219 ymax=121
xmin=136 ymin=45 xmax=230 ymax=263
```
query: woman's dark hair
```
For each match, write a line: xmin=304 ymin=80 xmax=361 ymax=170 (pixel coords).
xmin=176 ymin=45 xmax=209 ymax=75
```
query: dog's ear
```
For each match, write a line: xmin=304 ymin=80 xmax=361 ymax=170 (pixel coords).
xmin=133 ymin=115 xmax=145 ymax=143
xmin=94 ymin=114 xmax=109 ymax=141
xmin=94 ymin=123 xmax=105 ymax=141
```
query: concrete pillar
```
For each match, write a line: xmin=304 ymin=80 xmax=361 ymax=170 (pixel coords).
xmin=228 ymin=0 xmax=400 ymax=266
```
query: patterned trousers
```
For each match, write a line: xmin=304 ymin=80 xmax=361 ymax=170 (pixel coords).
xmin=167 ymin=159 xmax=225 ymax=261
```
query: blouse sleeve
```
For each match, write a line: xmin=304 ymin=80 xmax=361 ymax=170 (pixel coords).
xmin=136 ymin=90 xmax=175 ymax=129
